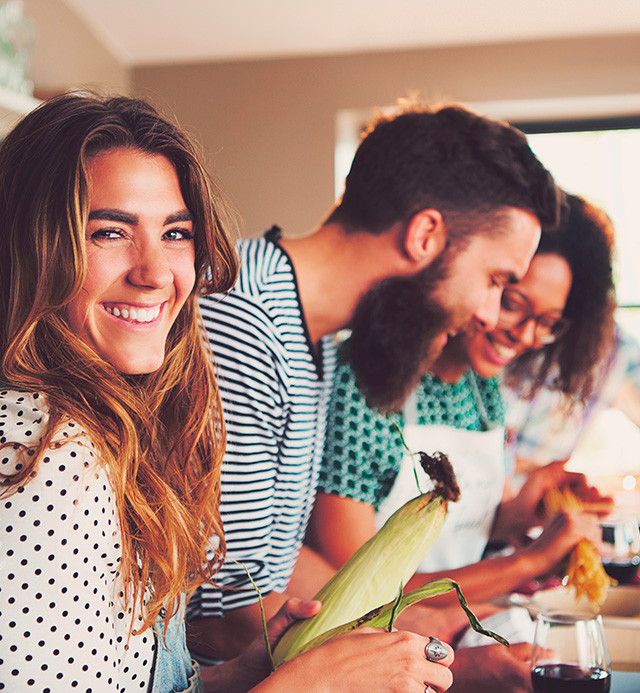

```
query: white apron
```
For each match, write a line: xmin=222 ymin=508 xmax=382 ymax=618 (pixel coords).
xmin=376 ymin=393 xmax=506 ymax=572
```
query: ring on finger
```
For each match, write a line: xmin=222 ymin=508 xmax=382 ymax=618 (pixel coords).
xmin=424 ymin=636 xmax=448 ymax=662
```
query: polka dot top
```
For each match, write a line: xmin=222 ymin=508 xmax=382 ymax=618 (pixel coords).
xmin=0 ymin=389 xmax=155 ymax=691
xmin=318 ymin=359 xmax=504 ymax=510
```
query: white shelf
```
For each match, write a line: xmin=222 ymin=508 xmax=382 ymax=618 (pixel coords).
xmin=0 ymin=83 xmax=40 ymax=135
xmin=0 ymin=82 xmax=39 ymax=114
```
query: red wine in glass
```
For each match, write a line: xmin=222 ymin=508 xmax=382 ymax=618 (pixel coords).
xmin=600 ymin=516 xmax=640 ymax=584
xmin=601 ymin=556 xmax=640 ymax=584
xmin=531 ymin=663 xmax=611 ymax=692
xmin=530 ymin=613 xmax=610 ymax=693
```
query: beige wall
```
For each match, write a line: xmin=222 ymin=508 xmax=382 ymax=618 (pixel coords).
xmin=132 ymin=34 xmax=640 ymax=238
xmin=24 ymin=0 xmax=129 ymax=96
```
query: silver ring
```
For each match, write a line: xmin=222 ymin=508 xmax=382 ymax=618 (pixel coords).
xmin=424 ymin=636 xmax=448 ymax=662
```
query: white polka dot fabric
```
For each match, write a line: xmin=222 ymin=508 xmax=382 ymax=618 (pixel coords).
xmin=0 ymin=390 xmax=155 ymax=691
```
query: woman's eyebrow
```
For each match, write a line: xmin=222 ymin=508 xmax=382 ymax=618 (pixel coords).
xmin=88 ymin=209 xmax=138 ymax=224
xmin=86 ymin=209 xmax=193 ymax=225
xmin=165 ymin=210 xmax=193 ymax=224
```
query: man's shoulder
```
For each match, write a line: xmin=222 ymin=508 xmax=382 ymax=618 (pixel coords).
xmin=237 ymin=235 xmax=294 ymax=291
xmin=200 ymin=235 xmax=302 ymax=339
xmin=204 ymin=236 xmax=294 ymax=302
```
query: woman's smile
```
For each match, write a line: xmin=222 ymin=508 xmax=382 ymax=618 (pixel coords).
xmin=102 ymin=302 xmax=164 ymax=324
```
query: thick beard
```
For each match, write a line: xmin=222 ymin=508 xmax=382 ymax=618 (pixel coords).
xmin=344 ymin=256 xmax=451 ymax=414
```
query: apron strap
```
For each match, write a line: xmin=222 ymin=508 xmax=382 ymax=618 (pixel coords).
xmin=402 ymin=388 xmax=419 ymax=427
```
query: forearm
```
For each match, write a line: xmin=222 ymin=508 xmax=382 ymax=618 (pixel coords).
xmin=199 ymin=648 xmax=306 ymax=693
xmin=247 ymin=663 xmax=318 ymax=693
xmin=201 ymin=662 xmax=270 ymax=693
xmin=307 ymin=492 xmax=378 ymax=568
xmin=489 ymin=496 xmax=531 ymax=545
xmin=287 ymin=545 xmax=337 ymax=599
xmin=405 ymin=551 xmax=540 ymax=605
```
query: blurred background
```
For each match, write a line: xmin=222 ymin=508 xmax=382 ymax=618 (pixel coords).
xmin=2 ymin=0 xmax=640 ymax=544
xmin=4 ymin=1 xmax=638 ymax=236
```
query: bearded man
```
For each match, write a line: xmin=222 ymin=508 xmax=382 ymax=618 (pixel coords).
xmin=187 ymin=102 xmax=562 ymax=663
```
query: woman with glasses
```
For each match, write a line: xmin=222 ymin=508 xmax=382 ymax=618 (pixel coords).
xmin=309 ymin=193 xmax=614 ymax=610
xmin=499 ymin=199 xmax=622 ymax=478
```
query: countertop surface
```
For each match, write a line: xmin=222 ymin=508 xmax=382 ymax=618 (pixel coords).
xmin=612 ymin=669 xmax=640 ymax=692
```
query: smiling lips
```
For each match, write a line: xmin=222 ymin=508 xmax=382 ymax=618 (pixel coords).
xmin=103 ymin=303 xmax=162 ymax=323
xmin=487 ymin=338 xmax=519 ymax=364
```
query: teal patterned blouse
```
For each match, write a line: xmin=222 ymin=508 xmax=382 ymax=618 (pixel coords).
xmin=318 ymin=356 xmax=504 ymax=511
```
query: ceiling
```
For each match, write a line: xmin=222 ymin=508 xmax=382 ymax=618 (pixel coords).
xmin=62 ymin=0 xmax=640 ymax=67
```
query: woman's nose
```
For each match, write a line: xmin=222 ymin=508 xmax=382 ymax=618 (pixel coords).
xmin=509 ymin=316 xmax=537 ymax=347
xmin=127 ymin=242 xmax=172 ymax=289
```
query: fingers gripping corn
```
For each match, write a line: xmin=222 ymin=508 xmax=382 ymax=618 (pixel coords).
xmin=544 ymin=486 xmax=612 ymax=607
xmin=272 ymin=452 xmax=460 ymax=667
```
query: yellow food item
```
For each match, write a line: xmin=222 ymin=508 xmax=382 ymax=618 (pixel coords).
xmin=272 ymin=451 xmax=460 ymax=668
xmin=544 ymin=486 xmax=613 ymax=607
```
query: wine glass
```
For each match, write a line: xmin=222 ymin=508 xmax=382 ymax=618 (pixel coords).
xmin=600 ymin=514 xmax=640 ymax=584
xmin=530 ymin=612 xmax=611 ymax=692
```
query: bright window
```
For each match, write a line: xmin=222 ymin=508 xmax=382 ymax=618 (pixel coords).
xmin=516 ymin=117 xmax=640 ymax=340
xmin=335 ymin=104 xmax=640 ymax=341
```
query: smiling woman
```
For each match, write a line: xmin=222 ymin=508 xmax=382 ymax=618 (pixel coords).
xmin=0 ymin=92 xmax=239 ymax=691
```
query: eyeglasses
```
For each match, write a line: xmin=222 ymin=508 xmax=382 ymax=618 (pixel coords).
xmin=497 ymin=289 xmax=571 ymax=345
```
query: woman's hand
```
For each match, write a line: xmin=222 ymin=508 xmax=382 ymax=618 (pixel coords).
xmin=202 ymin=598 xmax=454 ymax=693
xmin=521 ymin=507 xmax=604 ymax=574
xmin=258 ymin=627 xmax=454 ymax=692
xmin=200 ymin=597 xmax=322 ymax=692
xmin=496 ymin=461 xmax=612 ymax=544
xmin=394 ymin=600 xmax=501 ymax=646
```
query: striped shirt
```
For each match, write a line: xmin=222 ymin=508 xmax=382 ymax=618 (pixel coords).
xmin=188 ymin=230 xmax=336 ymax=618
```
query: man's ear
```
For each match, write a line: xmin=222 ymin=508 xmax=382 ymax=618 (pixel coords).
xmin=404 ymin=209 xmax=447 ymax=267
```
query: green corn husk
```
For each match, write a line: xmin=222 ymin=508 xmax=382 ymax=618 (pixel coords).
xmin=288 ymin=578 xmax=509 ymax=663
xmin=272 ymin=452 xmax=463 ymax=668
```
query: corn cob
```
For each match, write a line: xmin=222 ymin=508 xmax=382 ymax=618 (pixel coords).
xmin=544 ymin=485 xmax=613 ymax=607
xmin=272 ymin=451 xmax=460 ymax=667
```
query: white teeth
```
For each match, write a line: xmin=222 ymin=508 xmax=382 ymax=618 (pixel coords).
xmin=105 ymin=305 xmax=161 ymax=322
xmin=493 ymin=342 xmax=518 ymax=359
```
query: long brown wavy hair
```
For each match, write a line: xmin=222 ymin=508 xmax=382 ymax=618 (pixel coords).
xmin=503 ymin=194 xmax=616 ymax=406
xmin=0 ymin=92 xmax=239 ymax=631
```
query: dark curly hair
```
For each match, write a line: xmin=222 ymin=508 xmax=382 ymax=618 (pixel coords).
xmin=503 ymin=194 xmax=616 ymax=405
xmin=326 ymin=102 xmax=564 ymax=237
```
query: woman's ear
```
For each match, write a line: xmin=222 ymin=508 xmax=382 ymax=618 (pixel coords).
xmin=404 ymin=209 xmax=448 ymax=267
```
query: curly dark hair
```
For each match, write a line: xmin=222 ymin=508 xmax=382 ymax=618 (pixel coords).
xmin=503 ymin=194 xmax=616 ymax=404
xmin=326 ymin=102 xmax=564 ymax=237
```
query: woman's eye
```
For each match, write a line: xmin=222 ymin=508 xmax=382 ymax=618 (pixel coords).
xmin=501 ymin=294 xmax=520 ymax=311
xmin=540 ymin=317 xmax=561 ymax=330
xmin=90 ymin=227 xmax=124 ymax=241
xmin=164 ymin=227 xmax=194 ymax=242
